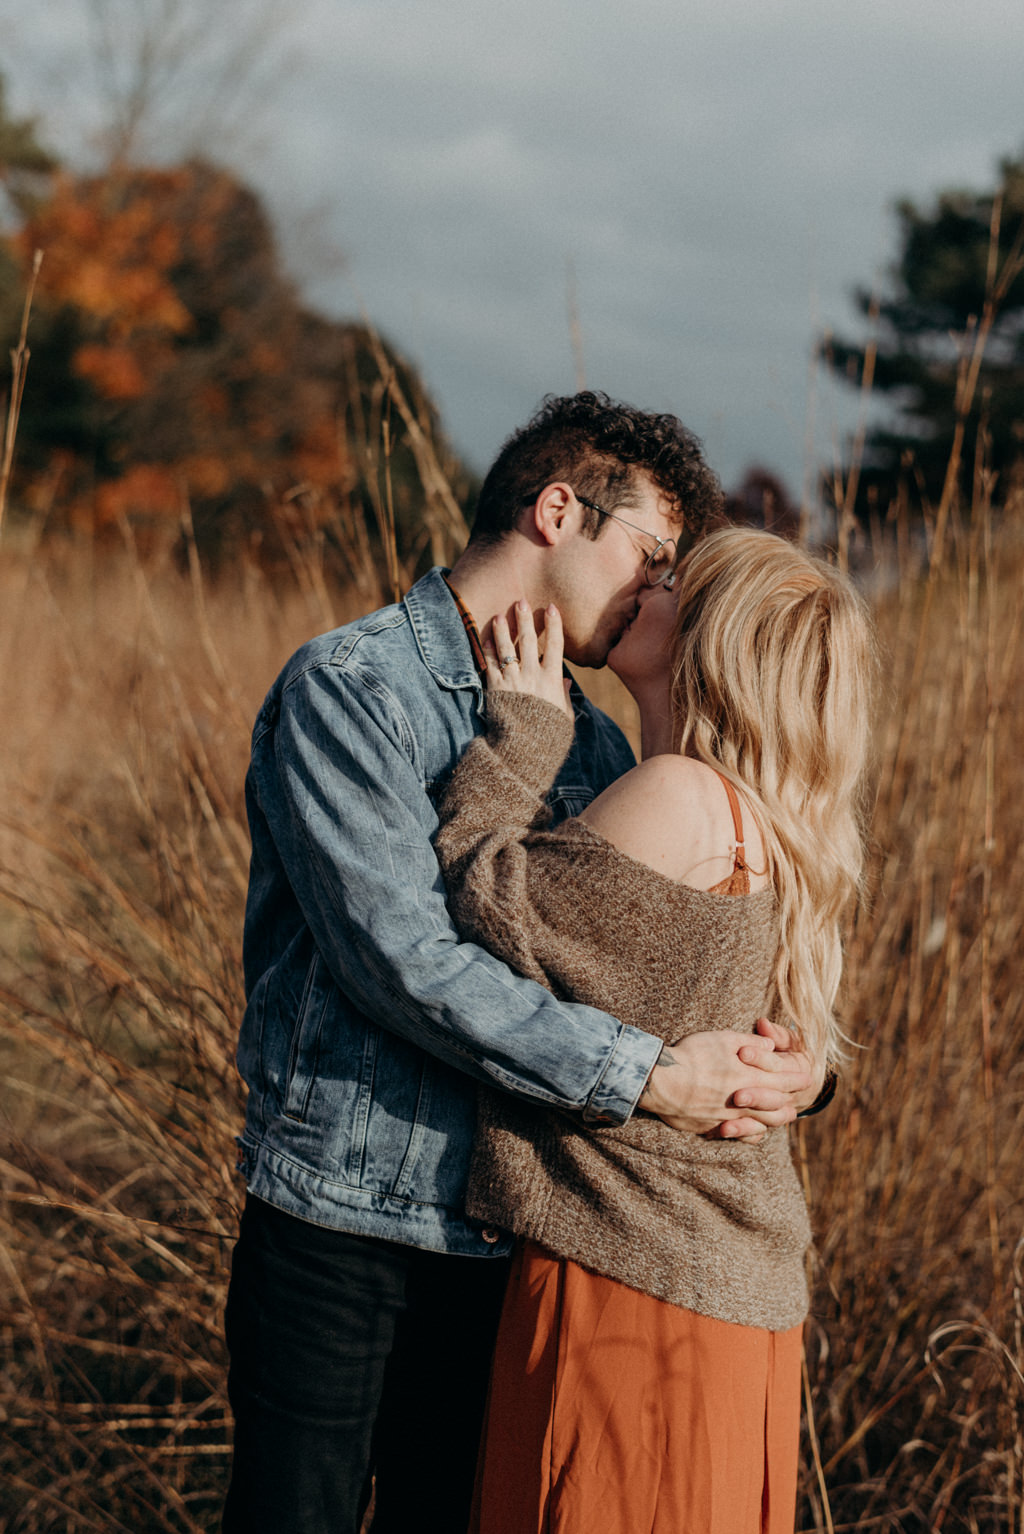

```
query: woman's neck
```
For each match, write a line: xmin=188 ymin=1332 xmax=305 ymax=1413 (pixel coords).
xmin=635 ymin=687 xmax=676 ymax=760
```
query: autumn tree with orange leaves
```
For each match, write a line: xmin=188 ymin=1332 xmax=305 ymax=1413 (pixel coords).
xmin=1 ymin=83 xmax=469 ymax=565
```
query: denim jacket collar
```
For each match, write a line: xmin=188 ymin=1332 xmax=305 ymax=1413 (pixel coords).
xmin=409 ymin=566 xmax=600 ymax=721
xmin=405 ymin=568 xmax=482 ymax=695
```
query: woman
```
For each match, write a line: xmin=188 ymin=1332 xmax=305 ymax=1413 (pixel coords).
xmin=434 ymin=527 xmax=875 ymax=1534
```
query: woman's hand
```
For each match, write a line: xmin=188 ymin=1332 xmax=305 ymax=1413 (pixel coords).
xmin=484 ymin=601 xmax=574 ymax=719
xmin=705 ymin=1018 xmax=826 ymax=1141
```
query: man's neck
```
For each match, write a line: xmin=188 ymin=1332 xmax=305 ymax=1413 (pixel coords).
xmin=447 ymin=539 xmax=544 ymax=645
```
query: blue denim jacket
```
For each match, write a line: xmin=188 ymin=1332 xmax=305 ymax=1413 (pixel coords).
xmin=235 ymin=568 xmax=661 ymax=1255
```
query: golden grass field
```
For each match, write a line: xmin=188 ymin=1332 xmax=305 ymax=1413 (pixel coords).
xmin=1 ymin=476 xmax=1023 ymax=1530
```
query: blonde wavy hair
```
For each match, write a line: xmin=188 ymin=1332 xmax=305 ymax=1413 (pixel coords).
xmin=670 ymin=527 xmax=875 ymax=1064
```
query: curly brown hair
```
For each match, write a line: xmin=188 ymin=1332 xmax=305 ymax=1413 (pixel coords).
xmin=468 ymin=391 xmax=722 ymax=547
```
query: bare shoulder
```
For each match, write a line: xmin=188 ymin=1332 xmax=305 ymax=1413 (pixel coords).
xmin=579 ymin=755 xmax=767 ymax=890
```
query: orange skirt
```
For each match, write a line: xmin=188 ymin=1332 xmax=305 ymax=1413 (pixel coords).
xmin=470 ymin=1242 xmax=803 ymax=1534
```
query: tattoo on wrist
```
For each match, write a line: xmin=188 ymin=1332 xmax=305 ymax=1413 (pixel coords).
xmin=640 ymin=1046 xmax=677 ymax=1102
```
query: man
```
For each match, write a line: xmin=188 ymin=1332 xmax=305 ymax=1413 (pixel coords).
xmin=222 ymin=392 xmax=818 ymax=1533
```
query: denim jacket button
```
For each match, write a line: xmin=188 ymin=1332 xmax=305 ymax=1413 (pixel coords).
xmin=481 ymin=1227 xmax=501 ymax=1244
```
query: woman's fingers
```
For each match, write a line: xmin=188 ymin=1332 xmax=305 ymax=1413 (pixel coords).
xmin=491 ymin=612 xmax=516 ymax=665
xmin=541 ymin=606 xmax=574 ymax=719
xmin=482 ymin=647 xmax=506 ymax=687
xmin=541 ymin=604 xmax=563 ymax=672
xmin=514 ymin=600 xmax=539 ymax=668
xmin=484 ymin=604 xmax=572 ymax=717
xmin=484 ymin=613 xmax=513 ymax=693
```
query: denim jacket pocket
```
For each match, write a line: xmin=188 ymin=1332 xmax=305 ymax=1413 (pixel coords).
xmin=284 ymin=950 xmax=333 ymax=1122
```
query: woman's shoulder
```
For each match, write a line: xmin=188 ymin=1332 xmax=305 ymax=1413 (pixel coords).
xmin=579 ymin=754 xmax=766 ymax=890
xmin=623 ymin=752 xmax=724 ymax=795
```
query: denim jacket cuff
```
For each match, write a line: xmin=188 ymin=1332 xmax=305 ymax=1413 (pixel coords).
xmin=582 ymin=1026 xmax=664 ymax=1126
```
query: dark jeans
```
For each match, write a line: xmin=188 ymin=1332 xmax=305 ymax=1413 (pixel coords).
xmin=222 ymin=1195 xmax=509 ymax=1534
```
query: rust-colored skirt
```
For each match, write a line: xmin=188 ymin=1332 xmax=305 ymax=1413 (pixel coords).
xmin=469 ymin=1242 xmax=803 ymax=1534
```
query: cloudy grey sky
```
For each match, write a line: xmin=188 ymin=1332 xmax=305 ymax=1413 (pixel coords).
xmin=5 ymin=0 xmax=1023 ymax=496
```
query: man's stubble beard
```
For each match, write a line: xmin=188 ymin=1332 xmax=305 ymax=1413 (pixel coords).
xmin=565 ymin=615 xmax=630 ymax=673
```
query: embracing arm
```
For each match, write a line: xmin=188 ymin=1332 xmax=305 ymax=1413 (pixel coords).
xmin=645 ymin=1023 xmax=827 ymax=1136
xmin=244 ymin=654 xmax=659 ymax=1124
xmin=435 ymin=605 xmax=814 ymax=1135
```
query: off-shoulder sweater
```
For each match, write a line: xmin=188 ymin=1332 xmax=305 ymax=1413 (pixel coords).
xmin=434 ymin=691 xmax=810 ymax=1332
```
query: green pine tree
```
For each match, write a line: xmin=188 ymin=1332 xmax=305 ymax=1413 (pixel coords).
xmin=824 ymin=153 xmax=1024 ymax=516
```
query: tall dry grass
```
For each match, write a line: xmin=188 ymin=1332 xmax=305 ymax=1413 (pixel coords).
xmin=797 ymin=491 xmax=1024 ymax=1532
xmin=1 ymin=412 xmax=1024 ymax=1529
xmin=0 ymin=529 xmax=369 ymax=1531
xmin=0 ymin=351 xmax=471 ymax=1528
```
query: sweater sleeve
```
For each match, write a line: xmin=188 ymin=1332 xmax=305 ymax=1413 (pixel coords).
xmin=435 ymin=691 xmax=604 ymax=992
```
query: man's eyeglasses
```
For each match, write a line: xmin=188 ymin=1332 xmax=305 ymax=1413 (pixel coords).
xmin=575 ymin=494 xmax=679 ymax=588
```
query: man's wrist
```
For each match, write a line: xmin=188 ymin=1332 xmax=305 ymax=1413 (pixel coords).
xmin=636 ymin=1044 xmax=680 ymax=1117
xmin=796 ymin=1065 xmax=838 ymax=1118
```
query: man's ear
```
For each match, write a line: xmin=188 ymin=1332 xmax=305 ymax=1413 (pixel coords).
xmin=531 ymin=483 xmax=579 ymax=547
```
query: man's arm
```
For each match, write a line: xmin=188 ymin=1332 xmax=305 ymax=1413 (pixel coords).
xmin=247 ymin=659 xmax=659 ymax=1126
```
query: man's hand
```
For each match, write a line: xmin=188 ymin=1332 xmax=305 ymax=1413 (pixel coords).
xmin=638 ymin=1025 xmax=815 ymax=1142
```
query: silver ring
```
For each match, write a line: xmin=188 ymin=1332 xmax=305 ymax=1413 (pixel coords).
xmin=498 ymin=654 xmax=516 ymax=669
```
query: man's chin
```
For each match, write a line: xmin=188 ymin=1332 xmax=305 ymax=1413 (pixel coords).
xmin=566 ymin=616 xmax=632 ymax=672
xmin=603 ymin=623 xmax=633 ymax=674
xmin=567 ymin=638 xmax=617 ymax=672
xmin=563 ymin=650 xmax=605 ymax=673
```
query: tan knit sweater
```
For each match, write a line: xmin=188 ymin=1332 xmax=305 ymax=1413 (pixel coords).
xmin=435 ymin=691 xmax=811 ymax=1332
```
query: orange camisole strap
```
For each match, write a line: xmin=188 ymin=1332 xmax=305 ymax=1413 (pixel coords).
xmin=716 ymin=773 xmax=748 ymax=873
xmin=707 ymin=773 xmax=752 ymax=897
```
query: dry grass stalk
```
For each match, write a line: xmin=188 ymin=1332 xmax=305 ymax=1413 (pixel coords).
xmin=358 ymin=322 xmax=470 ymax=570
xmin=0 ymin=249 xmax=43 ymax=536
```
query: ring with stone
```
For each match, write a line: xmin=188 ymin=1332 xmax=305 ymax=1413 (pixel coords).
xmin=498 ymin=654 xmax=517 ymax=669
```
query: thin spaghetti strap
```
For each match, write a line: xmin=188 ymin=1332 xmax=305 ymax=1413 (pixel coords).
xmin=715 ymin=773 xmax=747 ymax=871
